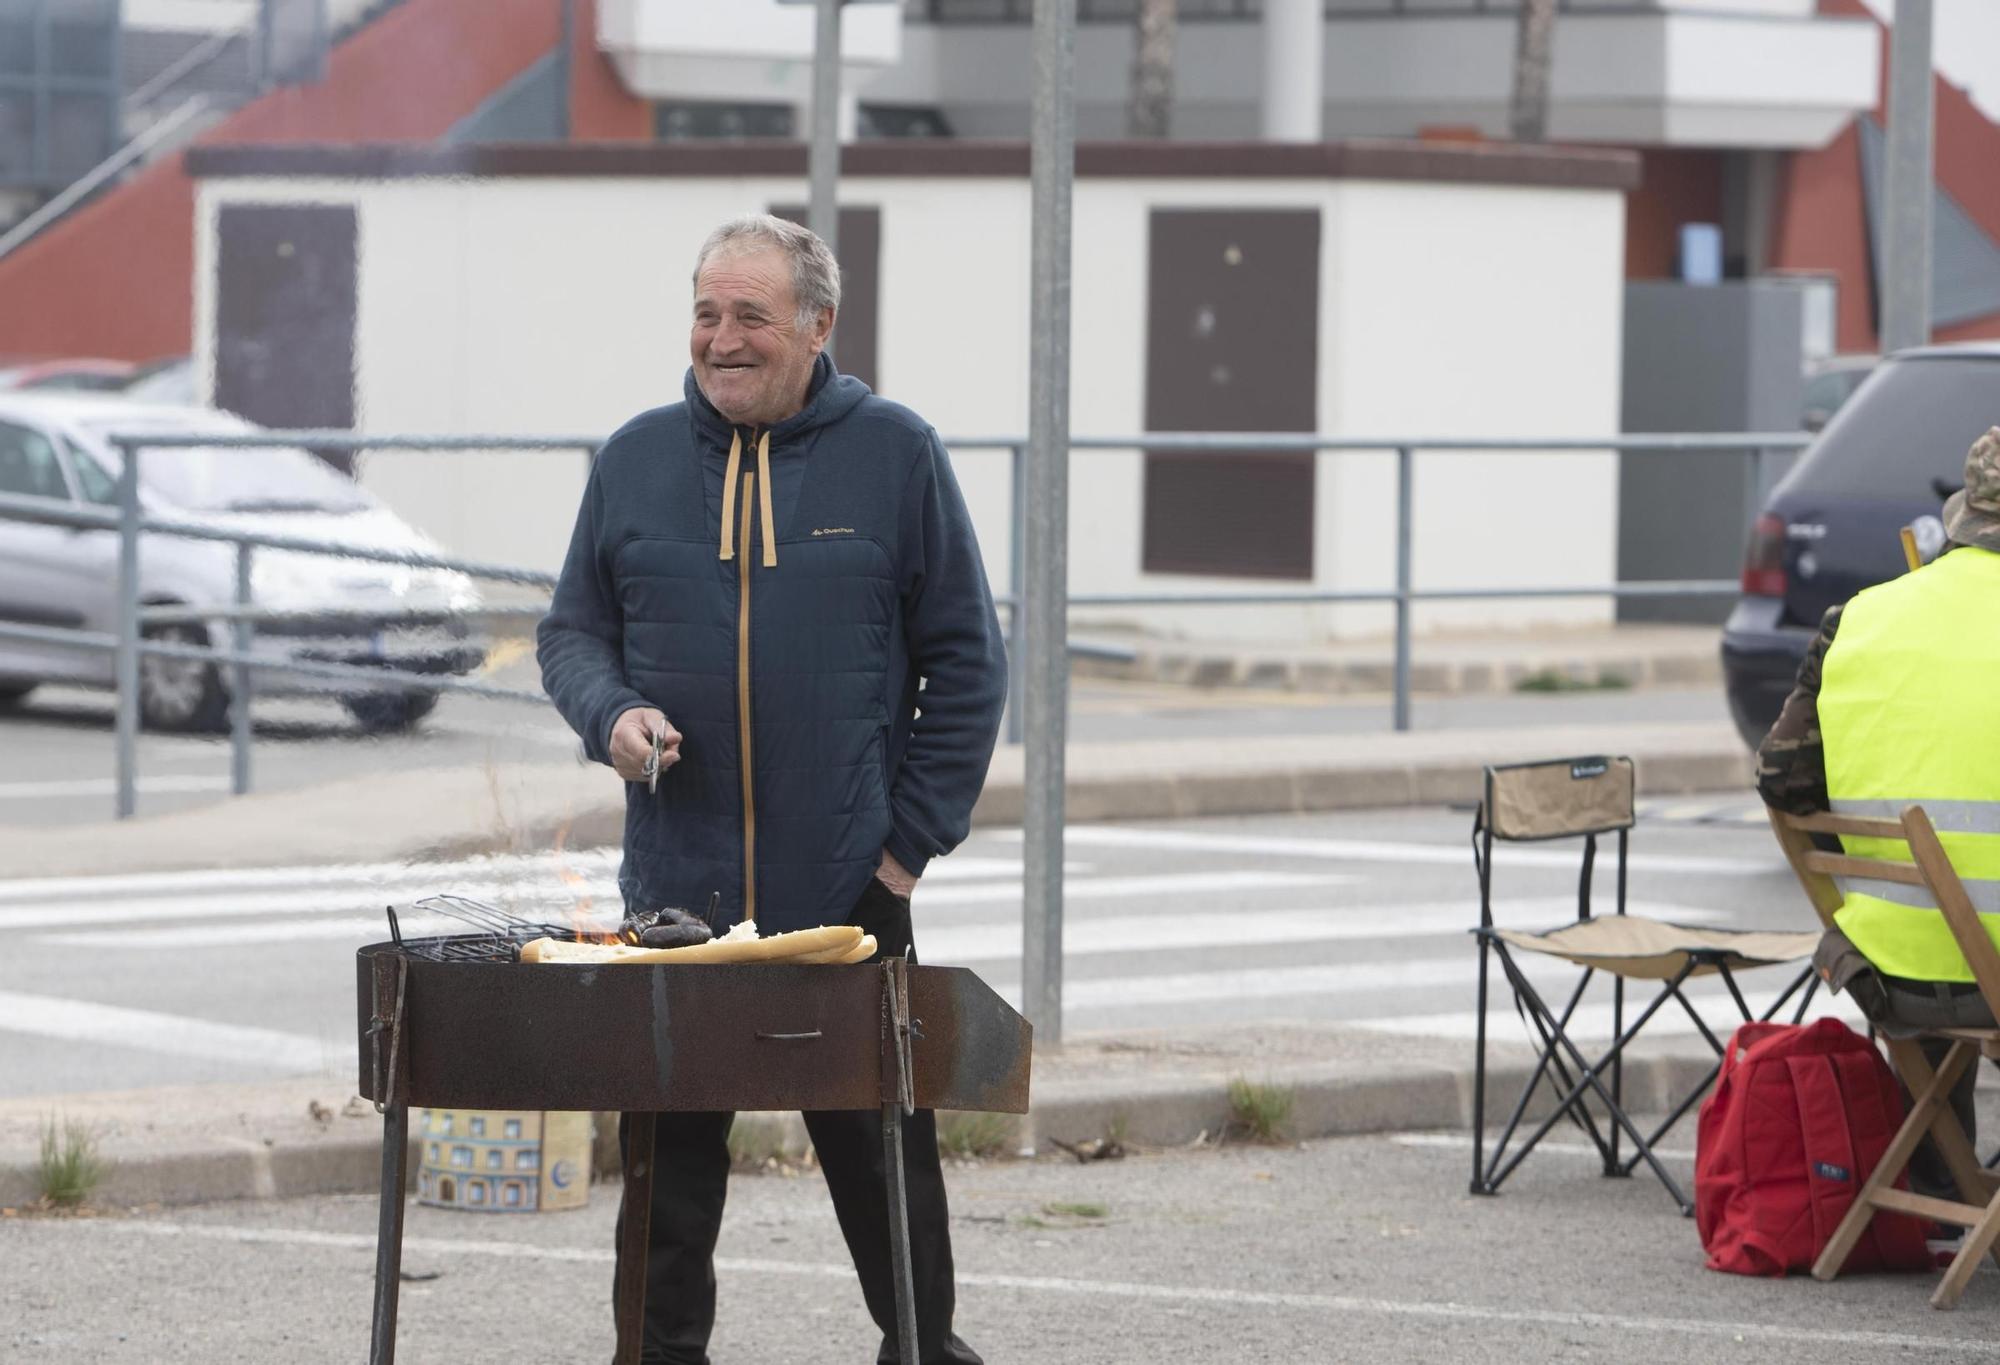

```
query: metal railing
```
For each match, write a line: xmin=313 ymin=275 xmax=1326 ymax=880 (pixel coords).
xmin=0 ymin=428 xmax=1809 ymax=819
xmin=964 ymin=431 xmax=1811 ymax=742
xmin=0 ymin=95 xmax=219 ymax=262
xmin=913 ymin=0 xmax=1672 ymax=23
xmin=0 ymin=432 xmax=597 ymax=818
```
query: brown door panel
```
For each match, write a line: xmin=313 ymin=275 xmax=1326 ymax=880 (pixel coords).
xmin=1143 ymin=208 xmax=1320 ymax=580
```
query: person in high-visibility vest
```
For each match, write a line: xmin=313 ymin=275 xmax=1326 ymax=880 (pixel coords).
xmin=1759 ymin=425 xmax=2000 ymax=1222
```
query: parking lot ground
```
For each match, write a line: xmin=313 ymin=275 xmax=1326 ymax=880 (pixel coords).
xmin=9 ymin=1130 xmax=1999 ymax=1364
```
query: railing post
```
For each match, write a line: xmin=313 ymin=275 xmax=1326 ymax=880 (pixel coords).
xmin=1392 ymin=445 xmax=1414 ymax=734
xmin=114 ymin=440 xmax=142 ymax=819
xmin=1006 ymin=441 xmax=1024 ymax=747
xmin=231 ymin=542 xmax=254 ymax=796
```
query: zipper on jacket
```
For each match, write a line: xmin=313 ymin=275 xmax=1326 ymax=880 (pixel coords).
xmin=737 ymin=465 xmax=758 ymax=922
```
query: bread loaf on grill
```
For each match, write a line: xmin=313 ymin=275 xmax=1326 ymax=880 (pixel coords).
xmin=520 ymin=924 xmax=865 ymax=965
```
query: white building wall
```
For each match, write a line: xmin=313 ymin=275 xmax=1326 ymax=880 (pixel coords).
xmin=195 ymin=167 xmax=1624 ymax=641
xmin=872 ymin=10 xmax=1875 ymax=150
xmin=1323 ymin=180 xmax=1625 ymax=637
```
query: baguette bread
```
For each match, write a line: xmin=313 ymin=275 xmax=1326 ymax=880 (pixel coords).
xmin=790 ymin=935 xmax=877 ymax=965
xmin=520 ymin=923 xmax=864 ymax=966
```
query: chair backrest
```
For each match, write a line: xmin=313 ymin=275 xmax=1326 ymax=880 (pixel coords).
xmin=1482 ymin=756 xmax=1634 ymax=842
xmin=1475 ymin=756 xmax=1634 ymax=929
xmin=1768 ymin=803 xmax=2000 ymax=1025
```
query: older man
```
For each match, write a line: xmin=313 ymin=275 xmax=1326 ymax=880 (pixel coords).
xmin=537 ymin=214 xmax=1004 ymax=1365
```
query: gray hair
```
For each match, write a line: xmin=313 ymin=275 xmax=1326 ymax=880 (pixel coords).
xmin=692 ymin=214 xmax=842 ymax=326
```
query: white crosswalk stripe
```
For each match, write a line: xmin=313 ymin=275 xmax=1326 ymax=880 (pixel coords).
xmin=0 ymin=989 xmax=331 ymax=1071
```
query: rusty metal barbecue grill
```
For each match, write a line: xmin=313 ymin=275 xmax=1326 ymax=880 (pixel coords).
xmin=357 ymin=904 xmax=1032 ymax=1364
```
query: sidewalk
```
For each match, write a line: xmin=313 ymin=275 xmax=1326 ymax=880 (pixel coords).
xmin=0 ymin=1022 xmax=1734 ymax=1211
xmin=0 ymin=719 xmax=1751 ymax=879
xmin=1071 ymin=623 xmax=1721 ymax=695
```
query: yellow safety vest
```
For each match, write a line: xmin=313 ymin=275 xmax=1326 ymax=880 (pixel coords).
xmin=1820 ymin=544 xmax=2000 ymax=982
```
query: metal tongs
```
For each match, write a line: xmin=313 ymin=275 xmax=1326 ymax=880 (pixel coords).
xmin=642 ymin=725 xmax=665 ymax=794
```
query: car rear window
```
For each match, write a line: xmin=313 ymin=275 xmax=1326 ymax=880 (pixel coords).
xmin=1785 ymin=356 xmax=2000 ymax=499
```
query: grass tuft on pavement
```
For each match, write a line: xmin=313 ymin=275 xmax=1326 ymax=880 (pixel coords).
xmin=1226 ymin=1078 xmax=1295 ymax=1145
xmin=1514 ymin=669 xmax=1632 ymax=693
xmin=38 ymin=1117 xmax=107 ymax=1207
xmin=938 ymin=1111 xmax=1015 ymax=1160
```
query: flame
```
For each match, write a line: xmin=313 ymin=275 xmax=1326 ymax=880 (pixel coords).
xmin=551 ymin=818 xmax=620 ymax=945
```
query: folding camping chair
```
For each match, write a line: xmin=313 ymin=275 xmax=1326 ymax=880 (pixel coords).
xmin=1769 ymin=803 xmax=2000 ymax=1308
xmin=1470 ymin=756 xmax=1821 ymax=1214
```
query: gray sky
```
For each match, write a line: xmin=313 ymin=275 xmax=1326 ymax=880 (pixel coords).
xmin=1857 ymin=0 xmax=2000 ymax=122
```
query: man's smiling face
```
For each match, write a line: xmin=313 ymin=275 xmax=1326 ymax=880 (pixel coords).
xmin=690 ymin=246 xmax=833 ymax=428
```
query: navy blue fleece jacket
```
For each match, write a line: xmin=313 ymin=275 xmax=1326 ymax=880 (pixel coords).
xmin=536 ymin=356 xmax=1006 ymax=932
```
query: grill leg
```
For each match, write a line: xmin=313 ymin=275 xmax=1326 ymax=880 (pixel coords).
xmin=368 ymin=1102 xmax=410 ymax=1365
xmin=614 ymin=1112 xmax=658 ymax=1365
xmin=882 ymin=1101 xmax=919 ymax=1365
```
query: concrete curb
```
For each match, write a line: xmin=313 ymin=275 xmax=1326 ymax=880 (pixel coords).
xmin=1071 ymin=640 xmax=1721 ymax=699
xmin=0 ymin=1053 xmax=1724 ymax=1212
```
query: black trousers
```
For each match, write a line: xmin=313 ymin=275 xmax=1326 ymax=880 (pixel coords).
xmin=614 ymin=878 xmax=982 ymax=1365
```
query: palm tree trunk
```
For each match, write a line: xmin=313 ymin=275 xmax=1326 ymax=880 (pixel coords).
xmin=1129 ymin=0 xmax=1177 ymax=139
xmin=1509 ymin=0 xmax=1558 ymax=143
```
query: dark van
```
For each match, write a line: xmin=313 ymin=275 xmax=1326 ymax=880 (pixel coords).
xmin=1721 ymin=344 xmax=2000 ymax=748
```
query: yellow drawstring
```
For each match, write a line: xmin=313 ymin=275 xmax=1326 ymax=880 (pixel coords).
xmin=756 ymin=430 xmax=777 ymax=568
xmin=718 ymin=430 xmax=742 ymax=561
xmin=720 ymin=429 xmax=779 ymax=566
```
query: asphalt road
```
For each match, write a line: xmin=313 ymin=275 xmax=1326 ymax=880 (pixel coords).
xmin=10 ymin=1132 xmax=1999 ymax=1363
xmin=0 ymin=660 xmax=1735 ymax=828
xmin=0 ymin=803 xmax=1832 ymax=1101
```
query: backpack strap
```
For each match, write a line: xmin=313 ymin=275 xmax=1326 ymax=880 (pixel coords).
xmin=1787 ymin=1053 xmax=1863 ymax=1259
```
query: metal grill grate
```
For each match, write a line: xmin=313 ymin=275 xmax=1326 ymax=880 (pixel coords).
xmin=386 ymin=895 xmax=579 ymax=963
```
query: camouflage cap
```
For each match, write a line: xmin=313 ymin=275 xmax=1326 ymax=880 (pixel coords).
xmin=1944 ymin=427 xmax=2000 ymax=554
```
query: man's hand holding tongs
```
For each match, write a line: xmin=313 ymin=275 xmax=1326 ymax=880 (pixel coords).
xmin=610 ymin=706 xmax=682 ymax=790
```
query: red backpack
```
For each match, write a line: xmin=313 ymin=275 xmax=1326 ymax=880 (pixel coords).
xmin=1696 ymin=1017 xmax=1931 ymax=1276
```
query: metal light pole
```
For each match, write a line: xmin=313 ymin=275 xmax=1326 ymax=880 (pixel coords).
xmin=809 ymin=0 xmax=842 ymax=263
xmin=1023 ymin=0 xmax=1075 ymax=1050
xmin=1880 ymin=0 xmax=1935 ymax=353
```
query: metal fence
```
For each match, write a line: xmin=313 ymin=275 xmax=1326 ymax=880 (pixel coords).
xmin=0 ymin=427 xmax=1810 ymax=819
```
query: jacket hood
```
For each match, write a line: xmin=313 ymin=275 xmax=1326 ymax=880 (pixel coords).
xmin=683 ymin=352 xmax=870 ymax=445
xmin=685 ymin=352 xmax=873 ymax=568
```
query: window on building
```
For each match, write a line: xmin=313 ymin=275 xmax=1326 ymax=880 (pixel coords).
xmin=0 ymin=0 xmax=118 ymax=193
xmin=654 ymin=100 xmax=795 ymax=141
xmin=858 ymin=104 xmax=953 ymax=139
xmin=503 ymin=1183 xmax=523 ymax=1206
xmin=452 ymin=1146 xmax=472 ymax=1168
xmin=470 ymin=1117 xmax=485 ymax=1137
xmin=469 ymin=1181 xmax=487 ymax=1205
xmin=427 ymin=1143 xmax=440 ymax=1163
xmin=504 ymin=1119 xmax=523 ymax=1139
xmin=438 ymin=1112 xmax=454 ymax=1135
xmin=516 ymin=1149 xmax=539 ymax=1171
xmin=487 ymin=1149 xmax=504 ymax=1170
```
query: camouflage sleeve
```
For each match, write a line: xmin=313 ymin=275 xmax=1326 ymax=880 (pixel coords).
xmin=1755 ymin=604 xmax=1841 ymax=814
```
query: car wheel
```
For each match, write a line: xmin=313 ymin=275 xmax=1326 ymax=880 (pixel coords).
xmin=139 ymin=621 xmax=230 ymax=733
xmin=344 ymin=690 xmax=439 ymax=734
xmin=0 ymin=679 xmax=36 ymax=706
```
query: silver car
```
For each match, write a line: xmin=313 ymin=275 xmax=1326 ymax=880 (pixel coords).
xmin=0 ymin=394 xmax=488 ymax=731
